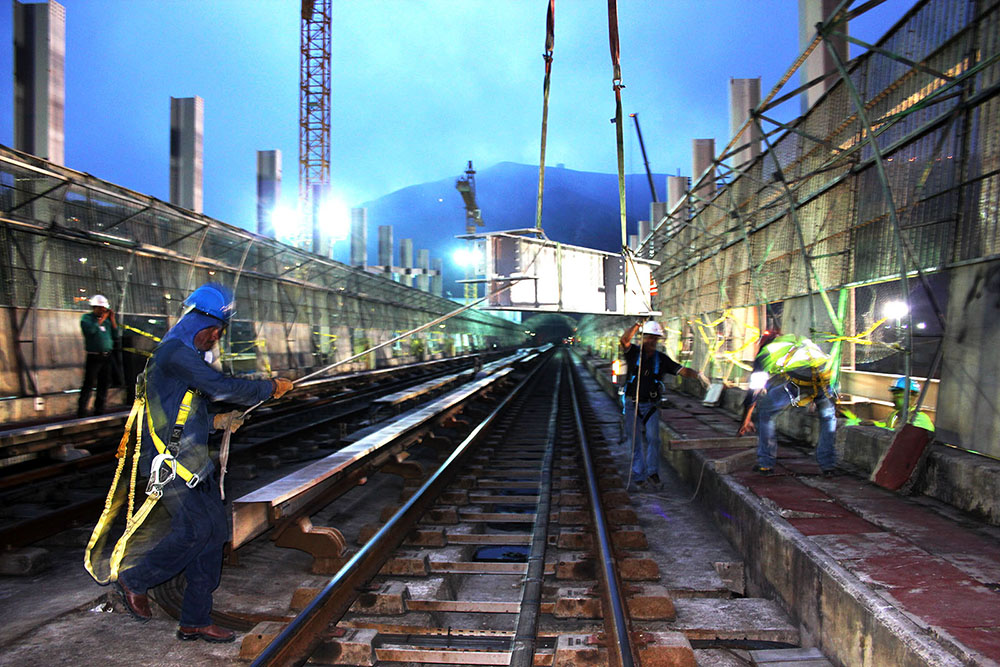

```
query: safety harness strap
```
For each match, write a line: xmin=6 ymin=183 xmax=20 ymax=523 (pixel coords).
xmin=83 ymin=387 xmax=200 ymax=585
xmin=83 ymin=396 xmax=143 ymax=584
xmin=145 ymin=389 xmax=200 ymax=487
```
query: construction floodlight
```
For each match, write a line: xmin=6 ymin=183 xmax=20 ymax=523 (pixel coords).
xmin=465 ymin=230 xmax=660 ymax=316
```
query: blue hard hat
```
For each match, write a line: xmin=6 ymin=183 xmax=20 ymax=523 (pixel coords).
xmin=183 ymin=283 xmax=235 ymax=323
xmin=890 ymin=377 xmax=920 ymax=392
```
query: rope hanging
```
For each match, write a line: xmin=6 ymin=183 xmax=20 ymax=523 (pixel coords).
xmin=607 ymin=0 xmax=627 ymax=251
xmin=534 ymin=0 xmax=555 ymax=230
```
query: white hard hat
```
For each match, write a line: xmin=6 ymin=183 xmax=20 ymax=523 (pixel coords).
xmin=641 ymin=321 xmax=665 ymax=337
xmin=89 ymin=294 xmax=110 ymax=308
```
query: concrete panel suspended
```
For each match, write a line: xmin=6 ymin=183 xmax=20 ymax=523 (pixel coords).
xmin=469 ymin=231 xmax=659 ymax=316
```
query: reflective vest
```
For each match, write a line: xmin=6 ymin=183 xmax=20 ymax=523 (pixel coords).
xmin=879 ymin=409 xmax=935 ymax=433
xmin=757 ymin=334 xmax=832 ymax=405
xmin=758 ymin=334 xmax=832 ymax=384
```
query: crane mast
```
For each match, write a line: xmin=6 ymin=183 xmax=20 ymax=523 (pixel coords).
xmin=629 ymin=113 xmax=658 ymax=202
xmin=300 ymin=0 xmax=331 ymax=254
xmin=455 ymin=161 xmax=484 ymax=303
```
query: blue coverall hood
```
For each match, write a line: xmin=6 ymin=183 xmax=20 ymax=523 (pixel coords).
xmin=160 ymin=310 xmax=224 ymax=353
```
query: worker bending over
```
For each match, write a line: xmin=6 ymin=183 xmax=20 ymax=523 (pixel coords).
xmin=114 ymin=283 xmax=293 ymax=643
xmin=738 ymin=333 xmax=838 ymax=477
xmin=620 ymin=320 xmax=708 ymax=491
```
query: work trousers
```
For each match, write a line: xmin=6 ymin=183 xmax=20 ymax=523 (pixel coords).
xmin=756 ymin=380 xmax=837 ymax=471
xmin=625 ymin=399 xmax=661 ymax=482
xmin=79 ymin=352 xmax=112 ymax=417
xmin=119 ymin=476 xmax=228 ymax=627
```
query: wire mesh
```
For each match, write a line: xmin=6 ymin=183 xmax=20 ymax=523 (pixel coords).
xmin=0 ymin=148 xmax=524 ymax=393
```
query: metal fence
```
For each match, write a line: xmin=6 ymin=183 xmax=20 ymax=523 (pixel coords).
xmin=625 ymin=0 xmax=999 ymax=378
xmin=0 ymin=146 xmax=525 ymax=396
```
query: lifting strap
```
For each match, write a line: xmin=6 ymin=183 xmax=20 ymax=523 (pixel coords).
xmin=535 ymin=0 xmax=555 ymax=230
xmin=607 ymin=0 xmax=627 ymax=251
xmin=83 ymin=387 xmax=198 ymax=585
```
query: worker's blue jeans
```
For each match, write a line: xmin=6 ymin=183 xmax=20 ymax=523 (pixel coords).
xmin=625 ymin=399 xmax=661 ymax=482
xmin=119 ymin=477 xmax=228 ymax=627
xmin=756 ymin=381 xmax=837 ymax=471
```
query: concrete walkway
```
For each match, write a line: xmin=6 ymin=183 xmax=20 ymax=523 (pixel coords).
xmin=659 ymin=387 xmax=1000 ymax=666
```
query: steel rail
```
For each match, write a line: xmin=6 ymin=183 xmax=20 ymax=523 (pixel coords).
xmin=0 ymin=356 xmax=497 ymax=552
xmin=567 ymin=358 xmax=635 ymax=667
xmin=251 ymin=350 xmax=552 ymax=666
xmin=509 ymin=355 xmax=562 ymax=666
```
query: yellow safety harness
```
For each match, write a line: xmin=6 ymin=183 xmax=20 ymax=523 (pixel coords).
xmin=83 ymin=383 xmax=199 ymax=585
xmin=761 ymin=336 xmax=834 ymax=407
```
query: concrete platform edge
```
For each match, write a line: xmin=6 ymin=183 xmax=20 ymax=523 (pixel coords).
xmin=668 ymin=448 xmax=969 ymax=667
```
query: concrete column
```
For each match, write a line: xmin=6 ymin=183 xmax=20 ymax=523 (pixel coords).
xmin=400 ymin=238 xmax=414 ymax=287
xmin=650 ymin=202 xmax=668 ymax=228
xmin=256 ymin=150 xmax=281 ymax=238
xmin=692 ymin=139 xmax=716 ymax=208
xmin=169 ymin=96 xmax=204 ymax=214
xmin=378 ymin=225 xmax=393 ymax=274
xmin=350 ymin=207 xmax=367 ymax=268
xmin=799 ymin=0 xmax=849 ymax=114
xmin=416 ymin=249 xmax=430 ymax=292
xmin=431 ymin=258 xmax=443 ymax=297
xmin=729 ymin=78 xmax=761 ymax=171
xmin=628 ymin=234 xmax=639 ymax=251
xmin=13 ymin=0 xmax=65 ymax=165
xmin=638 ymin=220 xmax=651 ymax=244
xmin=667 ymin=175 xmax=689 ymax=236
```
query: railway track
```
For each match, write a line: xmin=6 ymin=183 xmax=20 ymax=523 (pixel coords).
xmin=240 ymin=348 xmax=680 ymax=666
xmin=0 ymin=347 xmax=811 ymax=666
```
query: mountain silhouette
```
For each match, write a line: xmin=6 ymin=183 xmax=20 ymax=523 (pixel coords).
xmin=353 ymin=162 xmax=674 ymax=298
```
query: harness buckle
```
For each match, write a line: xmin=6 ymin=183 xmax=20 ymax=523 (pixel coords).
xmin=146 ymin=452 xmax=176 ymax=497
xmin=185 ymin=473 xmax=200 ymax=489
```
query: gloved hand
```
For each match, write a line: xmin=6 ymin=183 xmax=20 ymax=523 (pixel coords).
xmin=697 ymin=371 xmax=711 ymax=390
xmin=271 ymin=377 xmax=294 ymax=399
xmin=213 ymin=410 xmax=245 ymax=433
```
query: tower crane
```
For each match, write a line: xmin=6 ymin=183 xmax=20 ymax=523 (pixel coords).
xmin=300 ymin=0 xmax=331 ymax=254
xmin=455 ymin=161 xmax=484 ymax=302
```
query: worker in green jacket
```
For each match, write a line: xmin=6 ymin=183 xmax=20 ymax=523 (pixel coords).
xmin=78 ymin=294 xmax=119 ymax=417
xmin=873 ymin=377 xmax=935 ymax=433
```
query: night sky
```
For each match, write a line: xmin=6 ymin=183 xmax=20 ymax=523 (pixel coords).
xmin=1 ymin=0 xmax=912 ymax=235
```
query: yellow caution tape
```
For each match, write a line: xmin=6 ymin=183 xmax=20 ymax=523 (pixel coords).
xmin=820 ymin=317 xmax=889 ymax=345
xmin=122 ymin=324 xmax=161 ymax=343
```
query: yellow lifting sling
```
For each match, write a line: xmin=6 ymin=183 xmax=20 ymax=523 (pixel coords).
xmin=83 ymin=386 xmax=199 ymax=585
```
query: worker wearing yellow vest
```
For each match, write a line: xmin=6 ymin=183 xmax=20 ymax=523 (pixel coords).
xmin=873 ymin=377 xmax=935 ymax=433
xmin=113 ymin=284 xmax=293 ymax=642
xmin=738 ymin=333 xmax=838 ymax=476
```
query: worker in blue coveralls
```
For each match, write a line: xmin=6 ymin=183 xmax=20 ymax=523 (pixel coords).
xmin=114 ymin=283 xmax=294 ymax=643
xmin=620 ymin=320 xmax=709 ymax=491
xmin=738 ymin=333 xmax=838 ymax=477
